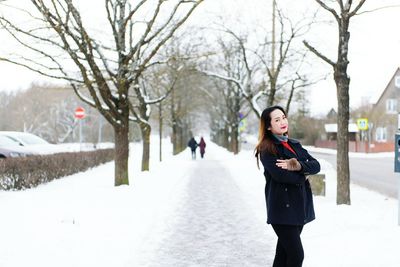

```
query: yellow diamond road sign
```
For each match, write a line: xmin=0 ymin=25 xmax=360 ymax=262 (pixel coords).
xmin=357 ymin=118 xmax=368 ymax=130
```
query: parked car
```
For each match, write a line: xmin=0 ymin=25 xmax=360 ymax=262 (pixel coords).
xmin=0 ymin=131 xmax=61 ymax=155
xmin=0 ymin=135 xmax=34 ymax=158
xmin=0 ymin=131 xmax=51 ymax=146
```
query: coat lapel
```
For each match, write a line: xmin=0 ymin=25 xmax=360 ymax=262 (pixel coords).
xmin=273 ymin=137 xmax=301 ymax=159
xmin=275 ymin=143 xmax=295 ymax=159
xmin=288 ymin=140 xmax=307 ymax=160
xmin=282 ymin=145 xmax=297 ymax=158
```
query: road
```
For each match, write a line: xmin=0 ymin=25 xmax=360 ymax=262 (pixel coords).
xmin=313 ymin=152 xmax=397 ymax=198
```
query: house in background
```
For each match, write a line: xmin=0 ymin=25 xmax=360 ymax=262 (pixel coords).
xmin=315 ymin=122 xmax=361 ymax=152
xmin=315 ymin=106 xmax=364 ymax=151
xmin=315 ymin=68 xmax=399 ymax=153
xmin=367 ymin=67 xmax=400 ymax=152
xmin=326 ymin=108 xmax=337 ymax=123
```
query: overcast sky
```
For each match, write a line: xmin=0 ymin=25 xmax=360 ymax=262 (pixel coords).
xmin=0 ymin=0 xmax=399 ymax=116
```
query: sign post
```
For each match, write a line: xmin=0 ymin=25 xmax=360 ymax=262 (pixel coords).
xmin=74 ymin=107 xmax=86 ymax=149
xmin=356 ymin=118 xmax=368 ymax=152
xmin=74 ymin=107 xmax=85 ymax=120
xmin=356 ymin=118 xmax=368 ymax=131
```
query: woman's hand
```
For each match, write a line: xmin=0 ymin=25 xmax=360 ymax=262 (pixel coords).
xmin=276 ymin=158 xmax=302 ymax=171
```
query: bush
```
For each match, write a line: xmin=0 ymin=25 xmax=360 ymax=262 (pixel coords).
xmin=0 ymin=149 xmax=114 ymax=190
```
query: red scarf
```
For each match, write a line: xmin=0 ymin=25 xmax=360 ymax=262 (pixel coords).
xmin=281 ymin=141 xmax=297 ymax=155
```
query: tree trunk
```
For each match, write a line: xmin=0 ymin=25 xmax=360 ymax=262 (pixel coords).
xmin=231 ymin=124 xmax=239 ymax=154
xmin=140 ymin=124 xmax=151 ymax=171
xmin=180 ymin=123 xmax=187 ymax=153
xmin=335 ymin=23 xmax=351 ymax=205
xmin=224 ymin=126 xmax=230 ymax=150
xmin=171 ymin=89 xmax=180 ymax=155
xmin=268 ymin=76 xmax=277 ymax=107
xmin=159 ymin=104 xmax=162 ymax=162
xmin=172 ymin=122 xmax=181 ymax=155
xmin=232 ymin=94 xmax=240 ymax=154
xmin=114 ymin=125 xmax=129 ymax=186
xmin=172 ymin=125 xmax=177 ymax=155
xmin=335 ymin=67 xmax=351 ymax=204
xmin=304 ymin=0 xmax=367 ymax=205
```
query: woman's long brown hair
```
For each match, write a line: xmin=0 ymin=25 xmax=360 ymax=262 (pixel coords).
xmin=255 ymin=105 xmax=287 ymax=169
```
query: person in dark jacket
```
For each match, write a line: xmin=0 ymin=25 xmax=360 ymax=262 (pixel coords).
xmin=187 ymin=137 xmax=198 ymax=159
xmin=255 ymin=105 xmax=320 ymax=267
xmin=198 ymin=137 xmax=206 ymax=158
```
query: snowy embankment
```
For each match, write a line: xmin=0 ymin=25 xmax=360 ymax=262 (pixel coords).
xmin=0 ymin=138 xmax=195 ymax=267
xmin=227 ymin=148 xmax=400 ymax=267
xmin=51 ymin=142 xmax=115 ymax=153
xmin=0 ymin=136 xmax=399 ymax=267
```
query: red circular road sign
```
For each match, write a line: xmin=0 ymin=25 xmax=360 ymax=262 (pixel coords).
xmin=74 ymin=107 xmax=85 ymax=119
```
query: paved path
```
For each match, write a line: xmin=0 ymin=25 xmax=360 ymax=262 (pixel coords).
xmin=138 ymin=158 xmax=275 ymax=267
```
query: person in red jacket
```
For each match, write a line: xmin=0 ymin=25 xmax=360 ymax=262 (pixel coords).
xmin=255 ymin=105 xmax=320 ymax=267
xmin=198 ymin=137 xmax=206 ymax=158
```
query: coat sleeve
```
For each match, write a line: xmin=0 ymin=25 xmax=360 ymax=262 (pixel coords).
xmin=260 ymin=151 xmax=307 ymax=185
xmin=297 ymin=147 xmax=321 ymax=176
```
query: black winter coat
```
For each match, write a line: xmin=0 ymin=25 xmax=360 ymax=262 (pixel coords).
xmin=260 ymin=138 xmax=320 ymax=226
xmin=187 ymin=138 xmax=198 ymax=151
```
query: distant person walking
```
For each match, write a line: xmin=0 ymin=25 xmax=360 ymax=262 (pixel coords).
xmin=255 ymin=105 xmax=321 ymax=267
xmin=187 ymin=137 xmax=198 ymax=160
xmin=198 ymin=137 xmax=206 ymax=159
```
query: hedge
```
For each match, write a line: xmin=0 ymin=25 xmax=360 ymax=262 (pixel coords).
xmin=0 ymin=149 xmax=114 ymax=190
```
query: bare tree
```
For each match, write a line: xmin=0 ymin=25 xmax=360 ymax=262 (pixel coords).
xmin=303 ymin=0 xmax=367 ymax=205
xmin=0 ymin=92 xmax=12 ymax=130
xmin=52 ymin=100 xmax=79 ymax=143
xmin=0 ymin=0 xmax=203 ymax=186
xmin=154 ymin=36 xmax=205 ymax=156
xmin=203 ymin=77 xmax=249 ymax=154
xmin=200 ymin=29 xmax=263 ymax=118
xmin=168 ymin=66 xmax=203 ymax=155
xmin=202 ymin=8 xmax=317 ymax=119
xmin=201 ymin=39 xmax=249 ymax=154
xmin=135 ymin=64 xmax=178 ymax=171
xmin=0 ymin=84 xmax=114 ymax=144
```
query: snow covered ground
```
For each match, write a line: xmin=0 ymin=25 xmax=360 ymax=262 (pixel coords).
xmin=0 ymin=136 xmax=399 ymax=267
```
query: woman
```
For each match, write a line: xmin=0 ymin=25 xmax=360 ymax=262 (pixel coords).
xmin=255 ymin=105 xmax=320 ymax=267
xmin=199 ymin=137 xmax=206 ymax=158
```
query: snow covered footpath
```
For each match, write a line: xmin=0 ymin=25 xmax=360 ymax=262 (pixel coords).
xmin=0 ymin=136 xmax=399 ymax=266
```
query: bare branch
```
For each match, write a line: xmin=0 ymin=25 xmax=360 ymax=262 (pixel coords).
xmin=315 ymin=0 xmax=340 ymax=22
xmin=303 ymin=40 xmax=335 ymax=66
xmin=0 ymin=56 xmax=80 ymax=83
xmin=354 ymin=4 xmax=400 ymax=16
xmin=199 ymin=70 xmax=243 ymax=91
xmin=348 ymin=0 xmax=367 ymax=17
xmin=135 ymin=0 xmax=204 ymax=78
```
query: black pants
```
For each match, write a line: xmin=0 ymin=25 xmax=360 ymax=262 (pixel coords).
xmin=271 ymin=224 xmax=304 ymax=267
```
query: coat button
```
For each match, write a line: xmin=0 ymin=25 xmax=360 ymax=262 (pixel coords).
xmin=285 ymin=188 xmax=288 ymax=191
xmin=286 ymin=204 xmax=290 ymax=208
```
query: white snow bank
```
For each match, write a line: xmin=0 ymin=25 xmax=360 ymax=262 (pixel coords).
xmin=0 ymin=136 xmax=399 ymax=267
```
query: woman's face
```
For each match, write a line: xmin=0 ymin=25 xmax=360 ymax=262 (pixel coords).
xmin=268 ymin=109 xmax=288 ymax=135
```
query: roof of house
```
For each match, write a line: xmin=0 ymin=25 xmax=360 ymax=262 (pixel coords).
xmin=374 ymin=67 xmax=400 ymax=106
